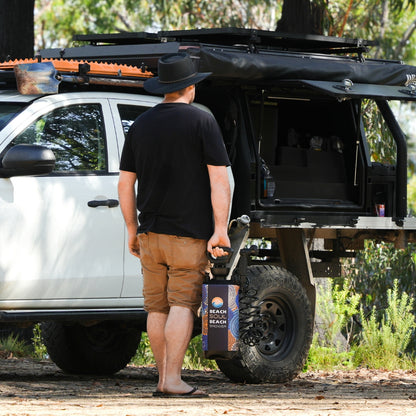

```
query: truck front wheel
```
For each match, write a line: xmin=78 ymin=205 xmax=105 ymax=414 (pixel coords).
xmin=41 ymin=321 xmax=141 ymax=375
xmin=216 ymin=265 xmax=314 ymax=383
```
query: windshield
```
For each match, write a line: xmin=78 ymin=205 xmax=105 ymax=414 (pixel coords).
xmin=0 ymin=103 xmax=26 ymax=132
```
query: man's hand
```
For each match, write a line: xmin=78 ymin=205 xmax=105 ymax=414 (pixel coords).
xmin=128 ymin=233 xmax=141 ymax=258
xmin=207 ymin=230 xmax=231 ymax=258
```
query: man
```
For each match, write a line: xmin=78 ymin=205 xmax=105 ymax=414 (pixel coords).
xmin=118 ymin=53 xmax=231 ymax=398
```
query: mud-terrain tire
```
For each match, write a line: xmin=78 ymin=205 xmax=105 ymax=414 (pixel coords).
xmin=216 ymin=265 xmax=313 ymax=383
xmin=41 ymin=321 xmax=141 ymax=375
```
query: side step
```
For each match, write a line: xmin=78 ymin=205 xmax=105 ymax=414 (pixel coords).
xmin=0 ymin=308 xmax=147 ymax=323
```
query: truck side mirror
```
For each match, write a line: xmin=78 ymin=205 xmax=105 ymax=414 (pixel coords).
xmin=0 ymin=144 xmax=55 ymax=177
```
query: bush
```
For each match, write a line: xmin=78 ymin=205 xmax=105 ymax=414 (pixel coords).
xmin=32 ymin=323 xmax=48 ymax=359
xmin=352 ymin=280 xmax=416 ymax=370
xmin=306 ymin=340 xmax=355 ymax=371
xmin=306 ymin=279 xmax=358 ymax=371
xmin=341 ymin=241 xmax=416 ymax=319
xmin=131 ymin=332 xmax=154 ymax=366
xmin=0 ymin=334 xmax=33 ymax=358
xmin=314 ymin=279 xmax=360 ymax=350
xmin=183 ymin=335 xmax=218 ymax=370
xmin=307 ymin=276 xmax=416 ymax=371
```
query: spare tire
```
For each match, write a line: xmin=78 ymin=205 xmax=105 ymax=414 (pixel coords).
xmin=216 ymin=265 xmax=313 ymax=383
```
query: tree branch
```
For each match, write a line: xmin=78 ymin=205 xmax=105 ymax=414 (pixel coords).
xmin=337 ymin=0 xmax=353 ymax=37
xmin=116 ymin=12 xmax=133 ymax=31
xmin=395 ymin=18 xmax=416 ymax=59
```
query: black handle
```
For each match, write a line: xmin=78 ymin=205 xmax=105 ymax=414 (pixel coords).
xmin=207 ymin=246 xmax=234 ymax=264
xmin=88 ymin=199 xmax=119 ymax=208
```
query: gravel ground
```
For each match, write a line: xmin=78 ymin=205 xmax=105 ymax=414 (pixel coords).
xmin=1 ymin=358 xmax=416 ymax=415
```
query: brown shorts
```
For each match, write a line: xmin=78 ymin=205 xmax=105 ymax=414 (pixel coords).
xmin=138 ymin=232 xmax=208 ymax=316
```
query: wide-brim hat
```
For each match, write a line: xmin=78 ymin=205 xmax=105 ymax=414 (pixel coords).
xmin=144 ymin=53 xmax=212 ymax=95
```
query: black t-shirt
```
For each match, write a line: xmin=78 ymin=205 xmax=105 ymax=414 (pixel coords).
xmin=120 ymin=102 xmax=230 ymax=240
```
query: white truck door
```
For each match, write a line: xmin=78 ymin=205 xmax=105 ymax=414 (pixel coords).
xmin=0 ymin=98 xmax=125 ymax=306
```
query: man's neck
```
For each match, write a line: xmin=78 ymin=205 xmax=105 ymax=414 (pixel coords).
xmin=162 ymin=96 xmax=190 ymax=104
xmin=162 ymin=86 xmax=194 ymax=104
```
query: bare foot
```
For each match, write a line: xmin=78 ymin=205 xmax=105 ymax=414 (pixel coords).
xmin=162 ymin=380 xmax=206 ymax=395
xmin=157 ymin=386 xmax=208 ymax=398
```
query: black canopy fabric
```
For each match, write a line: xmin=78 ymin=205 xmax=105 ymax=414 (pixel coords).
xmin=197 ymin=48 xmax=416 ymax=86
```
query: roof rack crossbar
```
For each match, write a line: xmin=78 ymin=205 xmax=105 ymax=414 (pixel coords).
xmin=70 ymin=28 xmax=374 ymax=56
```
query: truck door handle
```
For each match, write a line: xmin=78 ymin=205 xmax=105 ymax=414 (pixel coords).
xmin=88 ymin=199 xmax=119 ymax=208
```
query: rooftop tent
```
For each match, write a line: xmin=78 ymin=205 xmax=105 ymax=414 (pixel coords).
xmin=196 ymin=47 xmax=416 ymax=88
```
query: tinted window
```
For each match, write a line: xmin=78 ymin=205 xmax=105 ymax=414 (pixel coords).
xmin=117 ymin=104 xmax=148 ymax=136
xmin=8 ymin=104 xmax=107 ymax=173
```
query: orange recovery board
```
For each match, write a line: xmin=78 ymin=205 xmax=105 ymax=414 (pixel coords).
xmin=0 ymin=58 xmax=154 ymax=94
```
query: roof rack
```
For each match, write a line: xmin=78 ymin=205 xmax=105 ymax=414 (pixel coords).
xmin=39 ymin=42 xmax=177 ymax=71
xmin=39 ymin=28 xmax=374 ymax=73
xmin=7 ymin=28 xmax=409 ymax=91
xmin=73 ymin=31 xmax=160 ymax=45
xmin=73 ymin=27 xmax=374 ymax=55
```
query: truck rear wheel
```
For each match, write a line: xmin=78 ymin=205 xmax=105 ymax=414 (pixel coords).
xmin=216 ymin=265 xmax=313 ymax=383
xmin=41 ymin=321 xmax=141 ymax=375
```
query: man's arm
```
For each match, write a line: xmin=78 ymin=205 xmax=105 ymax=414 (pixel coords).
xmin=207 ymin=165 xmax=231 ymax=257
xmin=118 ymin=170 xmax=141 ymax=258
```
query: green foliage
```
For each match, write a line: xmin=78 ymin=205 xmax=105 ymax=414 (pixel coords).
xmin=0 ymin=334 xmax=33 ymax=358
xmin=183 ymin=335 xmax=218 ymax=370
xmin=36 ymin=0 xmax=139 ymax=49
xmin=306 ymin=338 xmax=355 ymax=371
xmin=341 ymin=241 xmax=416 ymax=318
xmin=308 ymin=277 xmax=416 ymax=371
xmin=33 ymin=0 xmax=416 ymax=66
xmin=362 ymin=100 xmax=397 ymax=165
xmin=306 ymin=279 xmax=358 ymax=371
xmin=35 ymin=0 xmax=281 ymax=49
xmin=131 ymin=332 xmax=154 ymax=366
xmin=409 ymin=175 xmax=416 ymax=214
xmin=315 ymin=279 xmax=360 ymax=349
xmin=326 ymin=0 xmax=416 ymax=62
xmin=0 ymin=325 xmax=47 ymax=360
xmin=31 ymin=324 xmax=48 ymax=360
xmin=352 ymin=280 xmax=416 ymax=369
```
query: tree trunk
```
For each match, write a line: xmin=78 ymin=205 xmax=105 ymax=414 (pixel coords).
xmin=0 ymin=0 xmax=34 ymax=61
xmin=276 ymin=0 xmax=324 ymax=35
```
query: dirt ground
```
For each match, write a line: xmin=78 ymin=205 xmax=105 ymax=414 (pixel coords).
xmin=1 ymin=358 xmax=416 ymax=416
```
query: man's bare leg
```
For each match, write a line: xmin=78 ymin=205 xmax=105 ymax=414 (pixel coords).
xmin=162 ymin=305 xmax=205 ymax=394
xmin=147 ymin=311 xmax=168 ymax=392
